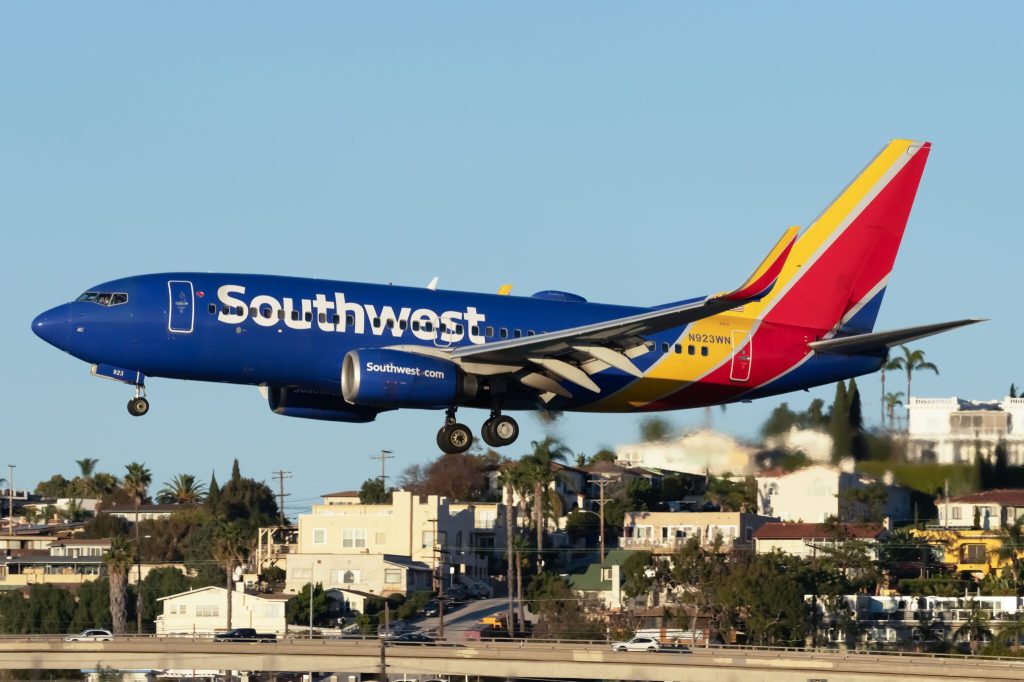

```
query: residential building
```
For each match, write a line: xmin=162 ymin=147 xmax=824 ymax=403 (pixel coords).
xmin=566 ymin=549 xmax=633 ymax=611
xmin=907 ymin=396 xmax=1024 ymax=465
xmin=912 ymin=527 xmax=1018 ymax=578
xmin=935 ymin=489 xmax=1024 ymax=530
xmin=449 ymin=501 xmax=506 ymax=573
xmin=756 ymin=464 xmax=911 ymax=524
xmin=620 ymin=511 xmax=776 ymax=553
xmin=809 ymin=593 xmax=1024 ymax=649
xmin=156 ymin=586 xmax=289 ymax=635
xmin=104 ymin=503 xmax=187 ymax=522
xmin=754 ymin=522 xmax=886 ymax=559
xmin=284 ymin=490 xmax=485 ymax=597
xmin=0 ymin=538 xmax=111 ymax=587
xmin=614 ymin=428 xmax=756 ymax=476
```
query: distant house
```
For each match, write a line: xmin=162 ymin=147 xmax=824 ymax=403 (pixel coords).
xmin=156 ymin=586 xmax=289 ymax=635
xmin=566 ymin=549 xmax=633 ymax=611
xmin=756 ymin=464 xmax=911 ymax=524
xmin=935 ymin=489 xmax=1024 ymax=530
xmin=907 ymin=396 xmax=1024 ymax=465
xmin=614 ymin=429 xmax=757 ymax=476
xmin=753 ymin=522 xmax=886 ymax=559
xmin=620 ymin=511 xmax=777 ymax=553
xmin=104 ymin=503 xmax=187 ymax=522
xmin=0 ymin=538 xmax=110 ymax=587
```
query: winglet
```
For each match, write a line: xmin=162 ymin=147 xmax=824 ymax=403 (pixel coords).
xmin=715 ymin=225 xmax=799 ymax=303
xmin=427 ymin=276 xmax=439 ymax=291
xmin=497 ymin=284 xmax=513 ymax=296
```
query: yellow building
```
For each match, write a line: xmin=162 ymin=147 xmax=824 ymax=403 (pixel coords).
xmin=913 ymin=528 xmax=1013 ymax=578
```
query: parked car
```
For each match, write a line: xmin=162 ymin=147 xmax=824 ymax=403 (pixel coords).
xmin=610 ymin=636 xmax=661 ymax=652
xmin=377 ymin=620 xmax=412 ymax=638
xmin=212 ymin=628 xmax=276 ymax=642
xmin=65 ymin=629 xmax=113 ymax=642
xmin=421 ymin=599 xmax=440 ymax=617
xmin=446 ymin=583 xmax=468 ymax=600
xmin=388 ymin=632 xmax=436 ymax=645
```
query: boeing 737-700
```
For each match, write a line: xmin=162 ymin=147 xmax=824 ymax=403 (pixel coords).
xmin=32 ymin=139 xmax=980 ymax=454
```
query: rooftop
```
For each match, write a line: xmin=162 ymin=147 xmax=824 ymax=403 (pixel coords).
xmin=753 ymin=522 xmax=884 ymax=541
xmin=948 ymin=489 xmax=1024 ymax=506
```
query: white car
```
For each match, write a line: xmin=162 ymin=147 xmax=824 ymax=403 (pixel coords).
xmin=65 ymin=629 xmax=113 ymax=642
xmin=610 ymin=636 xmax=660 ymax=652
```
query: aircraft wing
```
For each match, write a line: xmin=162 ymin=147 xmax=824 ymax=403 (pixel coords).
xmin=808 ymin=319 xmax=984 ymax=355
xmin=438 ymin=227 xmax=798 ymax=398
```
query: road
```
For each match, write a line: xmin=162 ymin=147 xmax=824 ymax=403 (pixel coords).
xmin=410 ymin=596 xmax=528 ymax=639
xmin=1 ymin=636 xmax=1022 ymax=681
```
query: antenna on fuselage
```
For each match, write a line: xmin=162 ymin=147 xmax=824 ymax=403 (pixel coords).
xmin=427 ymin=276 xmax=439 ymax=291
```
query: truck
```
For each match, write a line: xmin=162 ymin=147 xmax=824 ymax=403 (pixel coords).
xmin=212 ymin=628 xmax=277 ymax=642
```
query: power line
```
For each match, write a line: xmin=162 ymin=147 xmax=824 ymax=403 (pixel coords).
xmin=371 ymin=450 xmax=394 ymax=486
xmin=271 ymin=470 xmax=292 ymax=526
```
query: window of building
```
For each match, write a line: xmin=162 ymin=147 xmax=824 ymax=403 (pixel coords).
xmin=962 ymin=544 xmax=987 ymax=564
xmin=196 ymin=605 xmax=220 ymax=617
xmin=342 ymin=529 xmax=367 ymax=548
xmin=385 ymin=568 xmax=402 ymax=584
xmin=333 ymin=569 xmax=360 ymax=584
xmin=292 ymin=567 xmax=311 ymax=579
xmin=312 ymin=528 xmax=326 ymax=545
xmin=375 ymin=532 xmax=387 ymax=545
xmin=951 ymin=506 xmax=962 ymax=520
xmin=421 ymin=530 xmax=434 ymax=549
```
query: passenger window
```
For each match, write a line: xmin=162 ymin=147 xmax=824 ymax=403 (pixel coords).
xmin=688 ymin=345 xmax=695 ymax=355
xmin=208 ymin=304 xmax=216 ymax=314
xmin=249 ymin=307 xmax=257 ymax=318
xmin=471 ymin=326 xmax=479 ymax=336
xmin=513 ymin=329 xmax=522 ymax=338
xmin=386 ymin=319 xmax=394 ymax=329
xmin=372 ymin=318 xmax=381 ymax=329
xmin=222 ymin=305 xmax=230 ymax=314
xmin=527 ymin=330 xmax=536 ymax=336
xmin=424 ymin=322 xmax=433 ymax=332
xmin=661 ymin=342 xmax=669 ymax=353
xmin=346 ymin=314 xmax=354 ymax=326
xmin=485 ymin=326 xmax=494 ymax=337
xmin=263 ymin=308 xmax=272 ymax=319
xmin=412 ymin=321 xmax=420 ymax=331
xmin=304 ymin=312 xmax=312 ymax=322
xmin=674 ymin=344 xmax=682 ymax=354
xmin=701 ymin=346 xmax=709 ymax=356
xmin=399 ymin=320 xmax=407 ymax=330
xmin=278 ymin=310 xmax=286 ymax=320
xmin=318 ymin=313 xmax=326 ymax=323
xmin=332 ymin=314 xmax=340 ymax=324
xmin=499 ymin=328 xmax=508 ymax=339
xmin=455 ymin=323 xmax=463 ymax=334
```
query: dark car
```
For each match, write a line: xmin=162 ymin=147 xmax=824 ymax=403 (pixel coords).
xmin=422 ymin=600 xmax=440 ymax=617
xmin=388 ymin=632 xmax=436 ymax=645
xmin=213 ymin=628 xmax=276 ymax=642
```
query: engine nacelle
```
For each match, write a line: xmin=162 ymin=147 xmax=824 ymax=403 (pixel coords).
xmin=342 ymin=349 xmax=477 ymax=409
xmin=268 ymin=386 xmax=382 ymax=422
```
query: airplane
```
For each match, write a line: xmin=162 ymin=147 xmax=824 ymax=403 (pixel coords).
xmin=32 ymin=139 xmax=981 ymax=454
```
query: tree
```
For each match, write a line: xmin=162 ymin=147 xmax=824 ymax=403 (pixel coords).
xmin=215 ymin=461 xmax=279 ymax=532
xmin=211 ymin=523 xmax=247 ymax=629
xmin=704 ymin=476 xmax=756 ymax=513
xmin=884 ymin=392 xmax=904 ymax=431
xmin=880 ymin=355 xmax=906 ymax=427
xmin=638 ymin=416 xmax=672 ymax=442
xmin=498 ymin=461 xmax=524 ymax=636
xmin=206 ymin=472 xmax=220 ymax=507
xmin=761 ymin=403 xmax=799 ymax=439
xmin=286 ymin=582 xmax=329 ymax=627
xmin=522 ymin=437 xmax=570 ymax=572
xmin=358 ymin=477 xmax=391 ymax=504
xmin=524 ymin=572 xmax=604 ymax=639
xmin=156 ymin=474 xmax=206 ymax=505
xmin=34 ymin=474 xmax=72 ymax=499
xmin=671 ymin=536 xmax=728 ymax=646
xmin=992 ymin=517 xmax=1024 ymax=587
xmin=829 ymin=381 xmax=851 ymax=461
xmin=137 ymin=567 xmax=190 ymax=626
xmin=895 ymin=345 xmax=939 ymax=406
xmin=847 ymin=378 xmax=868 ymax=461
xmin=103 ymin=537 xmax=135 ymax=634
xmin=122 ymin=462 xmax=153 ymax=506
xmin=422 ymin=452 xmax=488 ymax=501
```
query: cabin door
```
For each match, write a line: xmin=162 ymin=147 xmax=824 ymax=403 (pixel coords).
xmin=167 ymin=280 xmax=195 ymax=334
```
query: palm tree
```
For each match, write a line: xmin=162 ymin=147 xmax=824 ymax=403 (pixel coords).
xmin=103 ymin=537 xmax=134 ymax=634
xmin=991 ymin=517 xmax=1024 ymax=586
xmin=156 ymin=474 xmax=206 ymax=505
xmin=522 ymin=437 xmax=570 ymax=574
xmin=497 ymin=461 xmax=523 ymax=634
xmin=212 ymin=523 xmax=247 ymax=629
xmin=122 ymin=462 xmax=153 ymax=505
xmin=895 ymin=345 xmax=939 ymax=407
xmin=884 ymin=392 xmax=905 ymax=431
xmin=879 ymin=355 xmax=905 ymax=427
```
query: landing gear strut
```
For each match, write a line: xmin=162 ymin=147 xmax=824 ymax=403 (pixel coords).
xmin=437 ymin=408 xmax=473 ymax=454
xmin=482 ymin=410 xmax=519 ymax=448
xmin=127 ymin=385 xmax=149 ymax=417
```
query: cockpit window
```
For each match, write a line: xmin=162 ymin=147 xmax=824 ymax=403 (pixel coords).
xmin=77 ymin=291 xmax=128 ymax=307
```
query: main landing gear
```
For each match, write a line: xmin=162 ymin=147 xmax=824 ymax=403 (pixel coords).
xmin=127 ymin=385 xmax=149 ymax=417
xmin=436 ymin=408 xmax=520 ymax=454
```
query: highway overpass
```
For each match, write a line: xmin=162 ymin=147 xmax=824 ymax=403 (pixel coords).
xmin=0 ymin=637 xmax=1021 ymax=681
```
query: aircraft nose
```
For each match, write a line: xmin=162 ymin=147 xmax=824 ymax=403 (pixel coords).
xmin=32 ymin=304 xmax=72 ymax=349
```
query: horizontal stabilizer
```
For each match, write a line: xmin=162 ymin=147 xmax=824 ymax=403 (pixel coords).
xmin=808 ymin=319 xmax=985 ymax=355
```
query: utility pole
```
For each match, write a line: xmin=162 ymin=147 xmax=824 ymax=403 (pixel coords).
xmin=592 ymin=475 xmax=616 ymax=563
xmin=371 ymin=450 xmax=394 ymax=486
xmin=272 ymin=470 xmax=292 ymax=527
xmin=429 ymin=517 xmax=446 ymax=639
xmin=379 ymin=601 xmax=389 ymax=682
xmin=6 ymin=465 xmax=14 ymax=531
xmin=135 ymin=499 xmax=142 ymax=634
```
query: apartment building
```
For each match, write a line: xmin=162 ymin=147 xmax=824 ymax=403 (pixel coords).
xmin=620 ymin=510 xmax=777 ymax=553
xmin=756 ymin=464 xmax=911 ymax=524
xmin=907 ymin=396 xmax=1024 ymax=465
xmin=754 ymin=522 xmax=886 ymax=559
xmin=156 ymin=586 xmax=289 ymax=635
xmin=935 ymin=489 xmax=1024 ymax=530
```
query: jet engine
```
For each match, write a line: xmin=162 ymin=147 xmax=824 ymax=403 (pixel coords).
xmin=341 ymin=349 xmax=478 ymax=408
xmin=268 ymin=386 xmax=382 ymax=422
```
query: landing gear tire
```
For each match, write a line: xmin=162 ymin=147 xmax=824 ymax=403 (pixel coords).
xmin=437 ymin=423 xmax=473 ymax=454
xmin=482 ymin=415 xmax=519 ymax=448
xmin=127 ymin=397 xmax=150 ymax=417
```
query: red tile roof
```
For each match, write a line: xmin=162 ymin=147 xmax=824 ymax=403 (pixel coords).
xmin=949 ymin=489 xmax=1024 ymax=505
xmin=322 ymin=490 xmax=360 ymax=498
xmin=753 ymin=522 xmax=884 ymax=541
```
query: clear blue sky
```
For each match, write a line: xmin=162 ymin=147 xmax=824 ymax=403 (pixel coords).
xmin=3 ymin=3 xmax=1021 ymax=518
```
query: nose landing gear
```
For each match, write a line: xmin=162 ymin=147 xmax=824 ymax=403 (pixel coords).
xmin=127 ymin=386 xmax=149 ymax=417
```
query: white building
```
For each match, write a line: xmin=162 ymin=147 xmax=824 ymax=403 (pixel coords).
xmin=754 ymin=522 xmax=886 ymax=558
xmin=615 ymin=429 xmax=756 ymax=476
xmin=907 ymin=396 xmax=1024 ymax=465
xmin=756 ymin=464 xmax=911 ymax=524
xmin=620 ymin=511 xmax=776 ymax=553
xmin=935 ymin=489 xmax=1024 ymax=530
xmin=284 ymin=490 xmax=484 ymax=596
xmin=156 ymin=586 xmax=289 ymax=635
